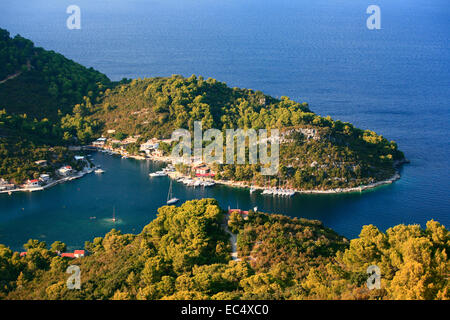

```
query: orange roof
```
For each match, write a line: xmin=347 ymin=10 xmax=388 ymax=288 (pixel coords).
xmin=61 ymin=253 xmax=75 ymax=258
xmin=74 ymin=250 xmax=85 ymax=255
xmin=228 ymin=209 xmax=249 ymax=215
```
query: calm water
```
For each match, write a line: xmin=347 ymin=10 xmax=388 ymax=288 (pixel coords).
xmin=0 ymin=0 xmax=449 ymax=250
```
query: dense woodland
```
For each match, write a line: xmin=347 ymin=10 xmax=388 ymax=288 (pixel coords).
xmin=0 ymin=28 xmax=111 ymax=183
xmin=0 ymin=199 xmax=447 ymax=300
xmin=0 ymin=28 xmax=111 ymax=120
xmin=85 ymin=75 xmax=404 ymax=189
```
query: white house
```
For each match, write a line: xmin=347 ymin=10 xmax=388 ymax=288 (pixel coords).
xmin=25 ymin=179 xmax=40 ymax=188
xmin=93 ymin=137 xmax=107 ymax=147
xmin=140 ymin=138 xmax=160 ymax=155
xmin=39 ymin=174 xmax=51 ymax=183
xmin=58 ymin=166 xmax=73 ymax=176
xmin=0 ymin=179 xmax=15 ymax=191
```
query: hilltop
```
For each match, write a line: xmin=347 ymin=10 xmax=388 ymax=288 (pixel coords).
xmin=0 ymin=28 xmax=110 ymax=120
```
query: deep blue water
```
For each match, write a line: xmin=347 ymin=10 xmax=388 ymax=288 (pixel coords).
xmin=0 ymin=0 xmax=449 ymax=251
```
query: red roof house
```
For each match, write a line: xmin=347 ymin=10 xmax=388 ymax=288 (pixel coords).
xmin=194 ymin=164 xmax=215 ymax=177
xmin=74 ymin=250 xmax=85 ymax=258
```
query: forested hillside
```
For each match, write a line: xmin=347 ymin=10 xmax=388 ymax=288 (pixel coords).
xmin=0 ymin=28 xmax=406 ymax=189
xmin=0 ymin=28 xmax=111 ymax=120
xmin=80 ymin=75 xmax=405 ymax=189
xmin=0 ymin=199 xmax=447 ymax=300
xmin=0 ymin=28 xmax=112 ymax=183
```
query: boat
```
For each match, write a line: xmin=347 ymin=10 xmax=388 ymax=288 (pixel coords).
xmin=94 ymin=168 xmax=105 ymax=174
xmin=193 ymin=180 xmax=203 ymax=187
xmin=262 ymin=188 xmax=273 ymax=195
xmin=149 ymin=171 xmax=167 ymax=177
xmin=112 ymin=206 xmax=116 ymax=222
xmin=166 ymin=180 xmax=179 ymax=205
xmin=203 ymin=180 xmax=215 ymax=187
xmin=249 ymin=186 xmax=257 ymax=194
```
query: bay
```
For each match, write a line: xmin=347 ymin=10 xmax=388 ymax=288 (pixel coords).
xmin=0 ymin=0 xmax=448 ymax=250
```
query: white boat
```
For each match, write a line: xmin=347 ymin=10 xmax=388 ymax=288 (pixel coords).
xmin=149 ymin=171 xmax=167 ymax=177
xmin=203 ymin=181 xmax=215 ymax=187
xmin=249 ymin=186 xmax=257 ymax=194
xmin=166 ymin=180 xmax=179 ymax=205
xmin=94 ymin=169 xmax=105 ymax=174
xmin=262 ymin=188 xmax=273 ymax=195
xmin=193 ymin=180 xmax=203 ymax=187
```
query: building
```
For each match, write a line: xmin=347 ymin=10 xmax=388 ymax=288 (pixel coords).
xmin=25 ymin=179 xmax=40 ymax=188
xmin=20 ymin=252 xmax=27 ymax=257
xmin=93 ymin=137 xmax=107 ymax=147
xmin=140 ymin=138 xmax=160 ymax=155
xmin=39 ymin=174 xmax=51 ymax=183
xmin=228 ymin=209 xmax=249 ymax=216
xmin=194 ymin=164 xmax=215 ymax=177
xmin=107 ymin=129 xmax=116 ymax=134
xmin=0 ymin=179 xmax=15 ymax=191
xmin=34 ymin=160 xmax=48 ymax=167
xmin=61 ymin=250 xmax=86 ymax=259
xmin=58 ymin=165 xmax=73 ymax=176
xmin=74 ymin=250 xmax=85 ymax=258
xmin=122 ymin=136 xmax=138 ymax=145
xmin=151 ymin=149 xmax=164 ymax=157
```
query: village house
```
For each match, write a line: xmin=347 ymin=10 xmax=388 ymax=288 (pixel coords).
xmin=57 ymin=165 xmax=73 ymax=176
xmin=121 ymin=136 xmax=138 ymax=146
xmin=228 ymin=209 xmax=249 ymax=219
xmin=25 ymin=179 xmax=40 ymax=188
xmin=39 ymin=174 xmax=51 ymax=183
xmin=61 ymin=250 xmax=86 ymax=259
xmin=34 ymin=160 xmax=48 ymax=167
xmin=140 ymin=138 xmax=160 ymax=155
xmin=92 ymin=137 xmax=107 ymax=147
xmin=0 ymin=178 xmax=15 ymax=191
xmin=151 ymin=149 xmax=164 ymax=157
xmin=193 ymin=164 xmax=215 ymax=177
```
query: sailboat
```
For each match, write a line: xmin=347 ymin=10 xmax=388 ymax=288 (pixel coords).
xmin=166 ymin=180 xmax=179 ymax=205
xmin=112 ymin=206 xmax=116 ymax=223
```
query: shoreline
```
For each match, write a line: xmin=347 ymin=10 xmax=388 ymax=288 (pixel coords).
xmin=2 ymin=145 xmax=407 ymax=196
xmin=0 ymin=169 xmax=93 ymax=195
xmin=169 ymin=171 xmax=402 ymax=195
xmin=111 ymin=147 xmax=408 ymax=195
xmin=164 ymin=159 xmax=408 ymax=195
